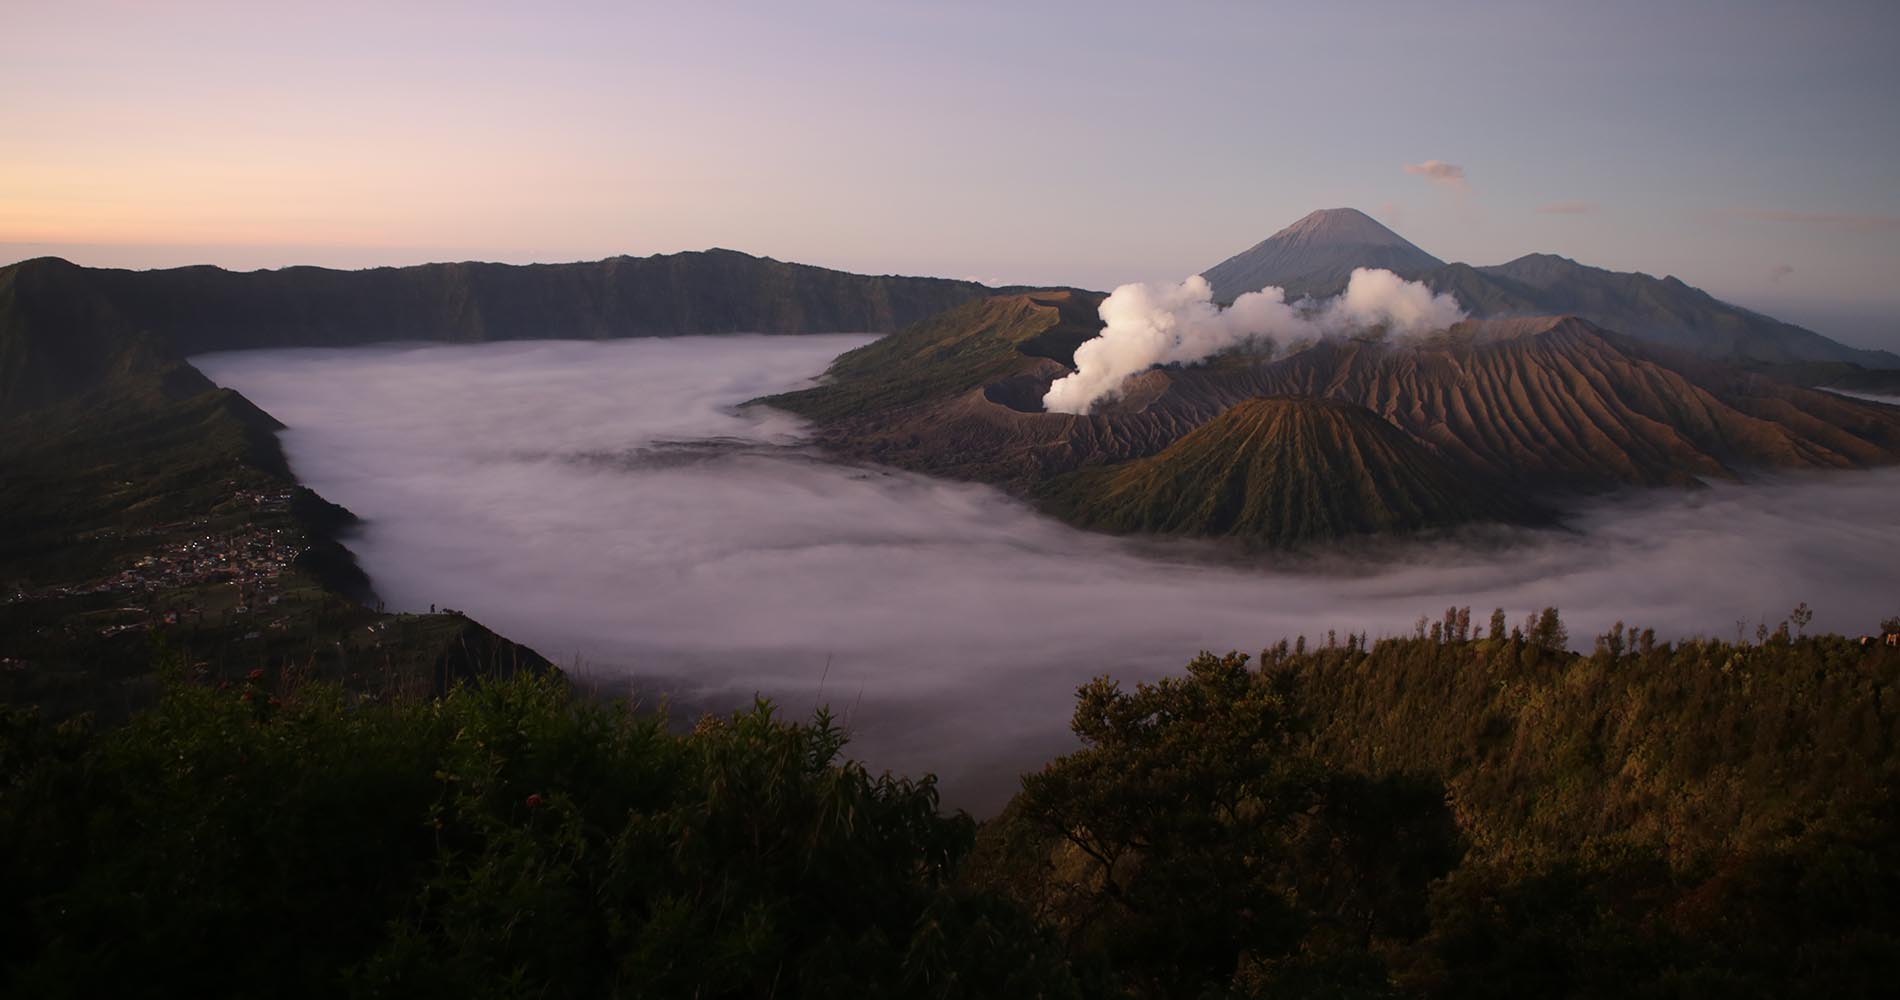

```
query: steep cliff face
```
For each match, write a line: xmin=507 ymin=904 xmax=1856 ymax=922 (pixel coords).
xmin=1036 ymin=397 xmax=1538 ymax=546
xmin=88 ymin=249 xmax=994 ymax=351
xmin=0 ymin=258 xmax=211 ymax=415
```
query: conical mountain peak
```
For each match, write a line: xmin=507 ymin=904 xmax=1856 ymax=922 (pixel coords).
xmin=1201 ymin=208 xmax=1444 ymax=303
xmin=1272 ymin=208 xmax=1413 ymax=247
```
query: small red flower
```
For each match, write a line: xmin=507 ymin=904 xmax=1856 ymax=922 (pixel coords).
xmin=247 ymin=668 xmax=265 ymax=681
xmin=218 ymin=680 xmax=230 ymax=691
xmin=525 ymin=793 xmax=544 ymax=810
xmin=240 ymin=691 xmax=255 ymax=704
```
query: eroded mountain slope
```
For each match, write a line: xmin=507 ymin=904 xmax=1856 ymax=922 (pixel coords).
xmin=770 ymin=298 xmax=1900 ymax=504
xmin=1036 ymin=397 xmax=1540 ymax=546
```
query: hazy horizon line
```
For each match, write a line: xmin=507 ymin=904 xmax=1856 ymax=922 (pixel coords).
xmin=9 ymin=234 xmax=1895 ymax=354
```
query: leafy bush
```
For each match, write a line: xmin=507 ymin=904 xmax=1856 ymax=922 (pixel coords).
xmin=0 ymin=668 xmax=1077 ymax=999
xmin=8 ymin=612 xmax=1900 ymax=997
xmin=971 ymin=652 xmax=1462 ymax=999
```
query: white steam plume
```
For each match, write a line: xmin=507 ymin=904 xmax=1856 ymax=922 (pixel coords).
xmin=1042 ymin=268 xmax=1464 ymax=414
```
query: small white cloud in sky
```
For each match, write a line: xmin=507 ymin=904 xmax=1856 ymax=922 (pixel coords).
xmin=1403 ymin=159 xmax=1468 ymax=188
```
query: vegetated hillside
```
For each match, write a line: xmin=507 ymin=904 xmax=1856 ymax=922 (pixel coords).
xmin=763 ymin=288 xmax=1103 ymax=423
xmin=0 ymin=246 xmax=985 ymax=697
xmin=1200 ymin=207 xmax=1445 ymax=302
xmin=0 ymin=251 xmax=993 ymax=414
xmin=1036 ymin=397 xmax=1544 ymax=546
xmin=0 ymin=362 xmax=545 ymax=721
xmin=972 ymin=614 xmax=1900 ymax=998
xmin=1271 ymin=607 xmax=1900 ymax=862
xmin=0 ymin=672 xmax=1080 ymax=998
xmin=1199 ymin=207 xmax=1900 ymax=367
xmin=9 ymin=614 xmax=1896 ymax=997
xmin=0 ymin=255 xmax=206 ymax=414
xmin=771 ymin=300 xmax=1900 ymax=526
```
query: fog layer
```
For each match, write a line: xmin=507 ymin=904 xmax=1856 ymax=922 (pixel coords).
xmin=197 ymin=337 xmax=1900 ymax=811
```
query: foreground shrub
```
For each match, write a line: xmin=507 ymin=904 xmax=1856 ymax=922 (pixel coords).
xmin=971 ymin=652 xmax=1463 ymax=999
xmin=0 ymin=669 xmax=1078 ymax=999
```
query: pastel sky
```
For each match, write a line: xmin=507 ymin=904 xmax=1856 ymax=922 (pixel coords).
xmin=5 ymin=0 xmax=1898 ymax=348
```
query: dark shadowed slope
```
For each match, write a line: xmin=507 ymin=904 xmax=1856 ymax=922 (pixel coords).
xmin=1201 ymin=208 xmax=1444 ymax=303
xmin=0 ymin=251 xmax=992 ymax=414
xmin=1037 ymin=396 xmax=1542 ymax=546
xmin=0 ymin=257 xmax=210 ymax=414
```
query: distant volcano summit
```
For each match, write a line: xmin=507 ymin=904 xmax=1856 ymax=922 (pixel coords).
xmin=1200 ymin=207 xmax=1899 ymax=368
xmin=1200 ymin=208 xmax=1444 ymax=303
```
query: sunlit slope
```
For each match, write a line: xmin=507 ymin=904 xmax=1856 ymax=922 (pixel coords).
xmin=1239 ymin=317 xmax=1900 ymax=488
xmin=763 ymin=289 xmax=1101 ymax=422
xmin=1037 ymin=396 xmax=1535 ymax=545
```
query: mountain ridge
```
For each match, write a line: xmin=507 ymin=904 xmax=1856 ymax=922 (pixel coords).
xmin=1200 ymin=209 xmax=1899 ymax=368
xmin=0 ymin=250 xmax=996 ymax=415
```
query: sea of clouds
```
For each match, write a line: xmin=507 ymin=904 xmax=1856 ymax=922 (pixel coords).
xmin=197 ymin=337 xmax=1900 ymax=812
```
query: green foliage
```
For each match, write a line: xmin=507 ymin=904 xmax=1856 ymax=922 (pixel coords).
xmin=7 ymin=615 xmax=1900 ymax=997
xmin=0 ymin=670 xmax=1077 ymax=999
xmin=1282 ymin=609 xmax=1900 ymax=860
xmin=975 ymin=621 xmax=1900 ymax=998
xmin=975 ymin=652 xmax=1462 ymax=998
xmin=1416 ymin=800 xmax=1900 ymax=998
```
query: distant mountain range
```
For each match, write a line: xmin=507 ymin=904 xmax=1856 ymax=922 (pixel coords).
xmin=7 ymin=225 xmax=1899 ymax=552
xmin=0 ymin=251 xmax=992 ymax=414
xmin=1202 ymin=208 xmax=1900 ymax=369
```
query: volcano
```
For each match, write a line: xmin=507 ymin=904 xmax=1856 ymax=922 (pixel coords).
xmin=1200 ymin=208 xmax=1444 ymax=304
